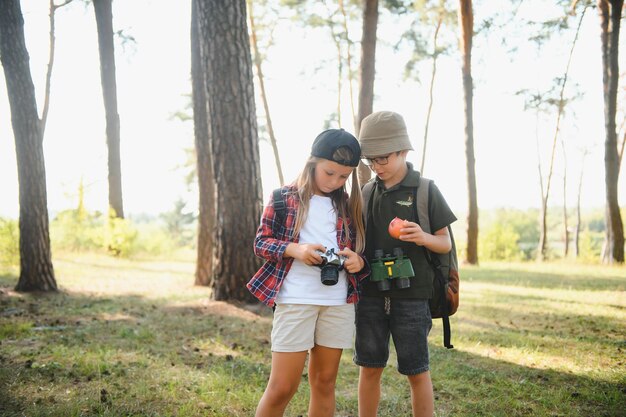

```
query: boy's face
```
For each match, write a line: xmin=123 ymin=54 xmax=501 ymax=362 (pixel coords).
xmin=313 ymin=159 xmax=353 ymax=195
xmin=367 ymin=150 xmax=408 ymax=183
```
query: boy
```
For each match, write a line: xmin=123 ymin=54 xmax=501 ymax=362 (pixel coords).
xmin=354 ymin=111 xmax=456 ymax=417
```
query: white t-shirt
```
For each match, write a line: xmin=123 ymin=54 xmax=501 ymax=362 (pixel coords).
xmin=276 ymin=195 xmax=348 ymax=306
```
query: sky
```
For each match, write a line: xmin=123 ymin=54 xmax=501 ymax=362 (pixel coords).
xmin=0 ymin=0 xmax=624 ymax=219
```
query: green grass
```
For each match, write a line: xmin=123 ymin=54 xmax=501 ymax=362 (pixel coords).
xmin=0 ymin=254 xmax=624 ymax=416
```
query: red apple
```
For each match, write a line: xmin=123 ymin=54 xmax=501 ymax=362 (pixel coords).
xmin=388 ymin=217 xmax=405 ymax=240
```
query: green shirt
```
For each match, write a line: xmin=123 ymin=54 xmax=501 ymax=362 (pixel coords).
xmin=363 ymin=163 xmax=457 ymax=299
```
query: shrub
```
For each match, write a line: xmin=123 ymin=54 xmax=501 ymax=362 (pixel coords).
xmin=104 ymin=210 xmax=138 ymax=257
xmin=0 ymin=218 xmax=19 ymax=267
xmin=577 ymin=230 xmax=603 ymax=263
xmin=480 ymin=222 xmax=523 ymax=261
xmin=50 ymin=209 xmax=104 ymax=252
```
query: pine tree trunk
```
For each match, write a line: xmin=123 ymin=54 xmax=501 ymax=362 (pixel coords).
xmin=599 ymin=0 xmax=624 ymax=263
xmin=459 ymin=0 xmax=478 ymax=265
xmin=357 ymin=0 xmax=378 ymax=186
xmin=0 ymin=0 xmax=57 ymax=292
xmin=196 ymin=0 xmax=263 ymax=302
xmin=94 ymin=0 xmax=124 ymax=219
xmin=191 ymin=0 xmax=215 ymax=287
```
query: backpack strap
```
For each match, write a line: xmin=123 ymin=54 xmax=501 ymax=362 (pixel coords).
xmin=413 ymin=177 xmax=453 ymax=349
xmin=361 ymin=179 xmax=376 ymax=230
xmin=272 ymin=188 xmax=286 ymax=233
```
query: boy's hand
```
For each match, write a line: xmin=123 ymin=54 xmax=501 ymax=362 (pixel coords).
xmin=337 ymin=248 xmax=365 ymax=273
xmin=285 ymin=243 xmax=325 ymax=265
xmin=399 ymin=221 xmax=431 ymax=246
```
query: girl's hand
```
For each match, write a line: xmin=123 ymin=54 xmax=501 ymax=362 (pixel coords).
xmin=285 ymin=243 xmax=326 ymax=265
xmin=398 ymin=221 xmax=431 ymax=246
xmin=337 ymin=248 xmax=365 ymax=273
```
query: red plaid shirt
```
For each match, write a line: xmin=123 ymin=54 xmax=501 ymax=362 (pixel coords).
xmin=247 ymin=185 xmax=369 ymax=307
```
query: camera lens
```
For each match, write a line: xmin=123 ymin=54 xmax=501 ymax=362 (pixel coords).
xmin=394 ymin=277 xmax=410 ymax=289
xmin=377 ymin=279 xmax=391 ymax=291
xmin=320 ymin=265 xmax=339 ymax=286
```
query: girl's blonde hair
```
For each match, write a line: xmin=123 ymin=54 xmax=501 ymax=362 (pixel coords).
xmin=292 ymin=147 xmax=365 ymax=253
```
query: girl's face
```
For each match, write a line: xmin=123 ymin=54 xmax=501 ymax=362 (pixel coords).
xmin=313 ymin=159 xmax=353 ymax=196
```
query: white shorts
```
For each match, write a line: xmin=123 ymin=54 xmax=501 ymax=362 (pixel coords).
xmin=271 ymin=303 xmax=355 ymax=352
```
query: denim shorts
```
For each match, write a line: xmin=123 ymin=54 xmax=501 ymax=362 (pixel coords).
xmin=353 ymin=296 xmax=432 ymax=375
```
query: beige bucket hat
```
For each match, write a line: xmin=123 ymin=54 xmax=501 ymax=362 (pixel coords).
xmin=358 ymin=111 xmax=414 ymax=157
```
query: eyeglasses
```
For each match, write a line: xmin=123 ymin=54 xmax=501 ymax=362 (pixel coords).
xmin=362 ymin=153 xmax=394 ymax=167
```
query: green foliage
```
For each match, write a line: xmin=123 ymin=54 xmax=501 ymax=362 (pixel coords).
xmin=478 ymin=209 xmax=539 ymax=260
xmin=104 ymin=209 xmax=138 ymax=257
xmin=50 ymin=209 xmax=105 ymax=253
xmin=577 ymin=230 xmax=603 ymax=263
xmin=49 ymin=205 xmax=192 ymax=258
xmin=480 ymin=222 xmax=523 ymax=261
xmin=0 ymin=217 xmax=19 ymax=267
xmin=159 ymin=199 xmax=196 ymax=247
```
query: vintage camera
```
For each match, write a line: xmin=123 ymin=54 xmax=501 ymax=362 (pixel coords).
xmin=370 ymin=248 xmax=414 ymax=291
xmin=315 ymin=248 xmax=346 ymax=286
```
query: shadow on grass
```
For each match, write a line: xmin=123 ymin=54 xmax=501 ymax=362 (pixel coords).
xmin=1 ymin=272 xmax=624 ymax=417
xmin=428 ymin=345 xmax=626 ymax=417
xmin=0 ymin=274 xmax=273 ymax=416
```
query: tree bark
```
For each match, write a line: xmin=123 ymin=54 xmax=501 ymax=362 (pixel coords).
xmin=196 ymin=0 xmax=263 ymax=302
xmin=0 ymin=0 xmax=57 ymax=292
xmin=191 ymin=0 xmax=215 ymax=287
xmin=93 ymin=0 xmax=124 ymax=219
xmin=598 ymin=0 xmax=624 ymax=263
xmin=459 ymin=0 xmax=478 ymax=265
xmin=357 ymin=0 xmax=378 ymax=186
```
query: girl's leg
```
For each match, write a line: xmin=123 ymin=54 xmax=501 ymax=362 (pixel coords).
xmin=307 ymin=344 xmax=343 ymax=417
xmin=358 ymin=366 xmax=384 ymax=417
xmin=255 ymin=351 xmax=308 ymax=417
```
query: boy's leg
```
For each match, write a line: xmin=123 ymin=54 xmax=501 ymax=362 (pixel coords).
xmin=390 ymin=299 xmax=433 ymax=417
xmin=353 ymin=296 xmax=391 ymax=417
xmin=358 ymin=366 xmax=384 ymax=417
xmin=407 ymin=371 xmax=434 ymax=417
xmin=307 ymin=345 xmax=343 ymax=417
xmin=255 ymin=351 xmax=308 ymax=417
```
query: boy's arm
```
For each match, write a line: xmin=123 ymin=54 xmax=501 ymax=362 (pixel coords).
xmin=398 ymin=221 xmax=452 ymax=254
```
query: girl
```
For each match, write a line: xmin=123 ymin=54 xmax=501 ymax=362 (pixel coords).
xmin=248 ymin=128 xmax=369 ymax=417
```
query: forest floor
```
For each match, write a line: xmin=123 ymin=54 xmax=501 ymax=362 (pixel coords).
xmin=0 ymin=253 xmax=625 ymax=416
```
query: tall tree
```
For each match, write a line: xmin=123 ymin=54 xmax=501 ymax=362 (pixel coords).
xmin=0 ymin=0 xmax=56 ymax=291
xmin=534 ymin=6 xmax=587 ymax=260
xmin=397 ymin=0 xmax=456 ymax=175
xmin=598 ymin=0 xmax=624 ymax=263
xmin=196 ymin=0 xmax=263 ymax=302
xmin=247 ymin=0 xmax=285 ymax=185
xmin=356 ymin=0 xmax=378 ymax=186
xmin=191 ymin=0 xmax=215 ymax=287
xmin=93 ymin=0 xmax=124 ymax=219
xmin=458 ymin=0 xmax=478 ymax=264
